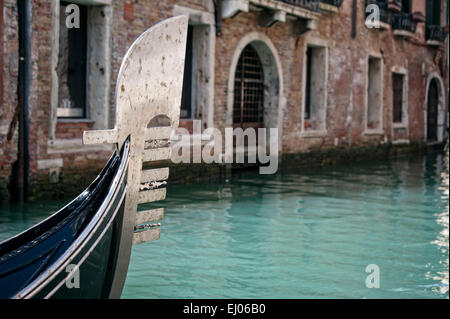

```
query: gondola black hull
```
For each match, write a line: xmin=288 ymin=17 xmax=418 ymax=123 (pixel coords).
xmin=0 ymin=140 xmax=130 ymax=299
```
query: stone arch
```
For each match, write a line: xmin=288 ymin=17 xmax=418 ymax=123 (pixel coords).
xmin=226 ymin=32 xmax=285 ymax=151
xmin=424 ymin=72 xmax=446 ymax=142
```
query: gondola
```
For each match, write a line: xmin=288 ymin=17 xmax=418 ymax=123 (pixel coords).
xmin=0 ymin=16 xmax=189 ymax=299
xmin=0 ymin=139 xmax=130 ymax=299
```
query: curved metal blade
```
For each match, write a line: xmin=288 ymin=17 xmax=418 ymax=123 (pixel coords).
xmin=106 ymin=15 xmax=188 ymax=298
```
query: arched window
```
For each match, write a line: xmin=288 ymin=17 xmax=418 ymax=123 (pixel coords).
xmin=233 ymin=45 xmax=264 ymax=128
xmin=427 ymin=78 xmax=439 ymax=141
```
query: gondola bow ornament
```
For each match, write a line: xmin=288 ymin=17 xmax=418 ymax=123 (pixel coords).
xmin=83 ymin=16 xmax=188 ymax=298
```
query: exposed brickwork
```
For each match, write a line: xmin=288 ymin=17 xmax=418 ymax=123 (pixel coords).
xmin=55 ymin=121 xmax=94 ymax=140
xmin=0 ymin=0 xmax=19 ymax=200
xmin=28 ymin=0 xmax=58 ymax=191
xmin=0 ymin=0 xmax=448 ymax=201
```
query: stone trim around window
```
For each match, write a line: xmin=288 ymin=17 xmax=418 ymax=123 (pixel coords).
xmin=364 ymin=53 xmax=384 ymax=136
xmin=300 ymin=36 xmax=329 ymax=136
xmin=49 ymin=0 xmax=112 ymax=148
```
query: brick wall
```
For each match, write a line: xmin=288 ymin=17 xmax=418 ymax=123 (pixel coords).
xmin=0 ymin=0 xmax=448 ymax=201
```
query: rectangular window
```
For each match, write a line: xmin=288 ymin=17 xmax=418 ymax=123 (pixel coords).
xmin=57 ymin=2 xmax=88 ymax=118
xmin=180 ymin=25 xmax=194 ymax=119
xmin=401 ymin=0 xmax=411 ymax=13
xmin=366 ymin=56 xmax=382 ymax=130
xmin=392 ymin=73 xmax=404 ymax=123
xmin=304 ymin=45 xmax=327 ymax=131
xmin=426 ymin=0 xmax=441 ymax=25
xmin=304 ymin=47 xmax=312 ymax=120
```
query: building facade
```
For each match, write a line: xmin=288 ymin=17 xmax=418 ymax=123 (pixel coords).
xmin=0 ymin=0 xmax=448 ymax=201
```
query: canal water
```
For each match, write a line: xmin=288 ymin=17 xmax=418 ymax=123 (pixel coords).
xmin=0 ymin=152 xmax=448 ymax=298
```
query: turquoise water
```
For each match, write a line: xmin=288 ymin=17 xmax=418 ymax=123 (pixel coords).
xmin=1 ymin=152 xmax=448 ymax=298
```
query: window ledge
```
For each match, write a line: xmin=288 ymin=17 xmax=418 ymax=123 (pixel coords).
xmin=392 ymin=123 xmax=408 ymax=129
xmin=393 ymin=29 xmax=414 ymax=38
xmin=364 ymin=129 xmax=384 ymax=136
xmin=57 ymin=118 xmax=94 ymax=124
xmin=319 ymin=3 xmax=339 ymax=14
xmin=426 ymin=40 xmax=445 ymax=46
xmin=301 ymin=130 xmax=328 ymax=138
xmin=47 ymin=138 xmax=114 ymax=154
xmin=366 ymin=21 xmax=390 ymax=30
xmin=223 ymin=0 xmax=320 ymax=21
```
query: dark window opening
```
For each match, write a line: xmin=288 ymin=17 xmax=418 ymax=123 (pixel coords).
xmin=304 ymin=47 xmax=313 ymax=120
xmin=57 ymin=2 xmax=88 ymax=118
xmin=180 ymin=25 xmax=194 ymax=119
xmin=426 ymin=0 xmax=441 ymax=25
xmin=427 ymin=78 xmax=439 ymax=141
xmin=233 ymin=44 xmax=264 ymax=128
xmin=401 ymin=0 xmax=411 ymax=13
xmin=392 ymin=73 xmax=404 ymax=123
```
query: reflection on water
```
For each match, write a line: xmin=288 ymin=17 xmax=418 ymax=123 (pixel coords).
xmin=428 ymin=153 xmax=449 ymax=295
xmin=0 ymin=200 xmax=66 ymax=242
xmin=0 ymin=152 xmax=448 ymax=299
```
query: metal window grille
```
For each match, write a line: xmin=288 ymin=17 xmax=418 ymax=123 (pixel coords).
xmin=233 ymin=45 xmax=264 ymax=126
